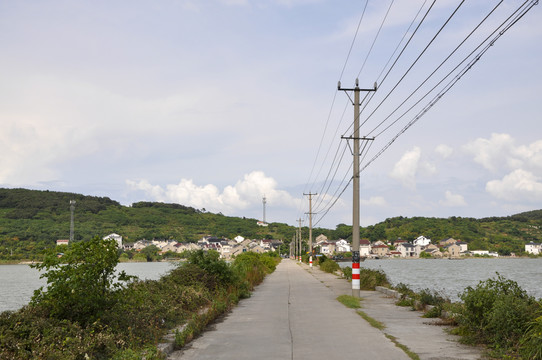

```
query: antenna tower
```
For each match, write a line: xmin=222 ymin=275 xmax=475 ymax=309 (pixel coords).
xmin=69 ymin=200 xmax=76 ymax=242
xmin=262 ymin=195 xmax=267 ymax=224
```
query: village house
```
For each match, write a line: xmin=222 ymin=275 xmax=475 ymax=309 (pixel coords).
xmin=525 ymin=241 xmax=541 ymax=255
xmin=335 ymin=239 xmax=351 ymax=253
xmin=315 ymin=234 xmax=328 ymax=243
xmin=360 ymin=239 xmax=371 ymax=257
xmin=56 ymin=239 xmax=69 ymax=246
xmin=445 ymin=243 xmax=462 ymax=258
xmin=440 ymin=237 xmax=458 ymax=246
xmin=319 ymin=241 xmax=336 ymax=256
xmin=423 ymin=244 xmax=443 ymax=258
xmin=456 ymin=241 xmax=468 ymax=253
xmin=173 ymin=242 xmax=199 ymax=253
xmin=393 ymin=238 xmax=407 ymax=247
xmin=259 ymin=239 xmax=273 ymax=250
xmin=413 ymin=236 xmax=431 ymax=247
xmin=370 ymin=244 xmax=389 ymax=258
xmin=103 ymin=233 xmax=123 ymax=249
xmin=133 ymin=239 xmax=151 ymax=251
xmin=396 ymin=243 xmax=417 ymax=258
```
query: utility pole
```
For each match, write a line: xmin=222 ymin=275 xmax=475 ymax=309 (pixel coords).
xmin=69 ymin=200 xmax=76 ymax=243
xmin=303 ymin=192 xmax=317 ymax=268
xmin=339 ymin=78 xmax=376 ymax=298
xmin=297 ymin=218 xmax=303 ymax=262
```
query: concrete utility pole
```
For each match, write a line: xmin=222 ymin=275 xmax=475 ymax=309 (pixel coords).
xmin=303 ymin=192 xmax=317 ymax=268
xmin=338 ymin=78 xmax=376 ymax=298
xmin=69 ymin=200 xmax=76 ymax=242
xmin=297 ymin=218 xmax=303 ymax=262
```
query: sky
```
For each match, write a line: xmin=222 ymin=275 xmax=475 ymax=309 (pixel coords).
xmin=1 ymin=0 xmax=541 ymax=230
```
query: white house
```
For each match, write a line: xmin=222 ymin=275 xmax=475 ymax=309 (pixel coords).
xmin=525 ymin=242 xmax=541 ymax=255
xmin=360 ymin=239 xmax=371 ymax=257
xmin=413 ymin=236 xmax=431 ymax=247
xmin=103 ymin=233 xmax=123 ymax=249
xmin=320 ymin=242 xmax=336 ymax=255
xmin=456 ymin=241 xmax=469 ymax=253
xmin=234 ymin=235 xmax=245 ymax=243
xmin=335 ymin=239 xmax=351 ymax=253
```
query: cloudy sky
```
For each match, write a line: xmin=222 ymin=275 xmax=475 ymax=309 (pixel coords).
xmin=1 ymin=0 xmax=541 ymax=229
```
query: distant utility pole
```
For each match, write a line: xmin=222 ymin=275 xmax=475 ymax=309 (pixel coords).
xmin=303 ymin=192 xmax=317 ymax=268
xmin=339 ymin=78 xmax=377 ymax=298
xmin=69 ymin=200 xmax=76 ymax=242
xmin=297 ymin=218 xmax=303 ymax=262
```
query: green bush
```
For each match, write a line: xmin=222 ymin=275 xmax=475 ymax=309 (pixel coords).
xmin=394 ymin=283 xmax=415 ymax=299
xmin=359 ymin=268 xmax=390 ymax=290
xmin=520 ymin=312 xmax=542 ymax=360
xmin=1 ymin=246 xmax=280 ymax=359
xmin=342 ymin=266 xmax=352 ymax=280
xmin=30 ymin=236 xmax=134 ymax=326
xmin=320 ymin=259 xmax=340 ymax=274
xmin=187 ymin=250 xmax=237 ymax=287
xmin=457 ymin=273 xmax=538 ymax=355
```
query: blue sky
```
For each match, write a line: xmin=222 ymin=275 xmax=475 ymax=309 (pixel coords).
xmin=1 ymin=0 xmax=541 ymax=229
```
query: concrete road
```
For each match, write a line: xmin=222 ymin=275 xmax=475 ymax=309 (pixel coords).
xmin=169 ymin=259 xmax=410 ymax=360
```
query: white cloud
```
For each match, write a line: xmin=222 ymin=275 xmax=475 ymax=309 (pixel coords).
xmin=439 ymin=190 xmax=467 ymax=207
xmin=127 ymin=171 xmax=300 ymax=214
xmin=389 ymin=147 xmax=421 ymax=190
xmin=486 ymin=169 xmax=542 ymax=202
xmin=362 ymin=196 xmax=387 ymax=207
xmin=463 ymin=133 xmax=527 ymax=173
xmin=389 ymin=147 xmax=435 ymax=189
xmin=435 ymin=144 xmax=453 ymax=158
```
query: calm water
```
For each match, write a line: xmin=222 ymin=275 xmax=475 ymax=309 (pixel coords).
xmin=340 ymin=258 xmax=542 ymax=301
xmin=1 ymin=258 xmax=541 ymax=312
xmin=0 ymin=262 xmax=176 ymax=313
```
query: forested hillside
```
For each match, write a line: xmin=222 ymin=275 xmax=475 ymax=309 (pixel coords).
xmin=1 ymin=188 xmax=541 ymax=260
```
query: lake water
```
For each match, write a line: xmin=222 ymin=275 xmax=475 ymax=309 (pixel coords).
xmin=0 ymin=262 xmax=176 ymax=313
xmin=340 ymin=258 xmax=542 ymax=301
xmin=1 ymin=258 xmax=540 ymax=312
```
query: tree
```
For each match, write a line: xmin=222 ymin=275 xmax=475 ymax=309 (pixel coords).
xmin=140 ymin=244 xmax=161 ymax=261
xmin=30 ymin=236 xmax=133 ymax=326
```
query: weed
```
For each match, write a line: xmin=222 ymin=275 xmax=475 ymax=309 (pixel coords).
xmin=337 ymin=295 xmax=361 ymax=309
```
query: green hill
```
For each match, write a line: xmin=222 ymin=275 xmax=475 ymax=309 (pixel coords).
xmin=0 ymin=188 xmax=541 ymax=260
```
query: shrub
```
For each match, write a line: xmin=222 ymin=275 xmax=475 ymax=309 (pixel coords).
xmin=359 ymin=268 xmax=390 ymax=290
xmin=187 ymin=250 xmax=237 ymax=287
xmin=342 ymin=266 xmax=352 ymax=280
xmin=30 ymin=236 xmax=134 ymax=326
xmin=520 ymin=312 xmax=542 ymax=360
xmin=320 ymin=259 xmax=340 ymax=274
xmin=457 ymin=273 xmax=538 ymax=354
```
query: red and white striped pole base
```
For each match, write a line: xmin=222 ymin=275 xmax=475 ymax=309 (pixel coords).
xmin=352 ymin=251 xmax=360 ymax=296
xmin=309 ymin=255 xmax=313 ymax=268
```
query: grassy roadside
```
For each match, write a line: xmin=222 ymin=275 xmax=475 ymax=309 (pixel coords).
xmin=0 ymin=246 xmax=280 ymax=359
xmin=337 ymin=264 xmax=542 ymax=360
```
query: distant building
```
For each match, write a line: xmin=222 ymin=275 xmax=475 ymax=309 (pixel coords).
xmin=525 ymin=241 xmax=541 ymax=255
xmin=103 ymin=233 xmax=123 ymax=249
xmin=413 ymin=236 xmax=431 ymax=246
xmin=56 ymin=239 xmax=69 ymax=246
xmin=335 ymin=239 xmax=351 ymax=253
